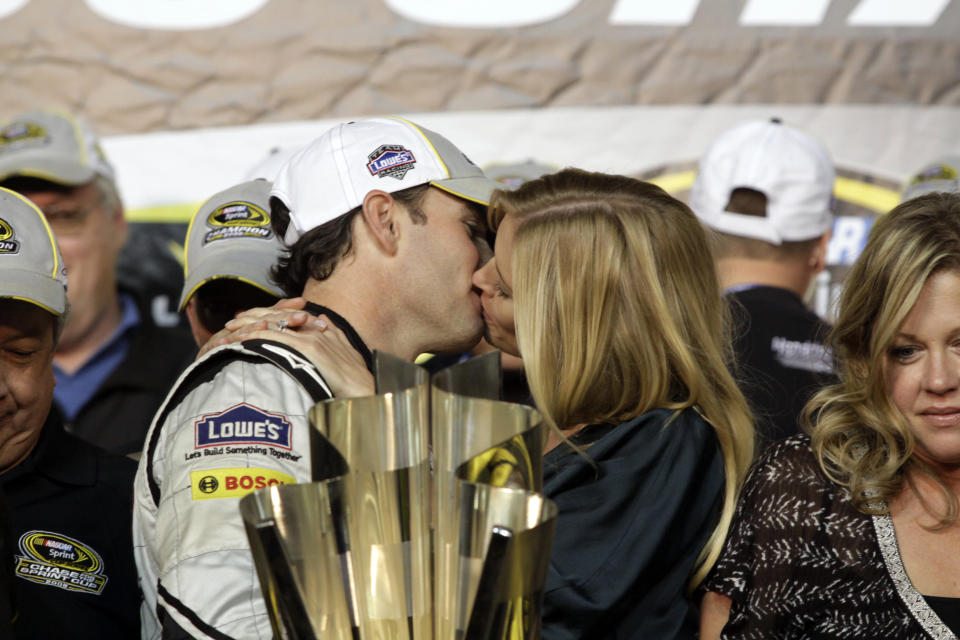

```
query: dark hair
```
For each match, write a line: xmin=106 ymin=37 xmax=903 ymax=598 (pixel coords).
xmin=192 ymin=279 xmax=280 ymax=334
xmin=270 ymin=183 xmax=430 ymax=296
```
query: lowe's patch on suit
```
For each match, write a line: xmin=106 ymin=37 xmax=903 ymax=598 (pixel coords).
xmin=190 ymin=467 xmax=296 ymax=500
xmin=194 ymin=402 xmax=292 ymax=450
xmin=15 ymin=531 xmax=108 ymax=595
xmin=203 ymin=200 xmax=273 ymax=244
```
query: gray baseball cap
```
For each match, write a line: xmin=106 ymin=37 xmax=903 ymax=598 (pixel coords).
xmin=0 ymin=187 xmax=68 ymax=315
xmin=900 ymin=154 xmax=960 ymax=202
xmin=179 ymin=179 xmax=285 ymax=310
xmin=0 ymin=109 xmax=115 ymax=186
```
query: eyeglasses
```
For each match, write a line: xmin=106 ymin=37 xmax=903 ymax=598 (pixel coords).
xmin=41 ymin=203 xmax=100 ymax=236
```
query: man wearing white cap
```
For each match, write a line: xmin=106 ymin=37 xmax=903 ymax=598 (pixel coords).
xmin=179 ymin=179 xmax=284 ymax=347
xmin=0 ymin=187 xmax=140 ymax=637
xmin=690 ymin=118 xmax=836 ymax=447
xmin=0 ymin=108 xmax=195 ymax=455
xmin=134 ymin=116 xmax=500 ymax=639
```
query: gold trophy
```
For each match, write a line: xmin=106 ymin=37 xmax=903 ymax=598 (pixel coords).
xmin=240 ymin=352 xmax=557 ymax=640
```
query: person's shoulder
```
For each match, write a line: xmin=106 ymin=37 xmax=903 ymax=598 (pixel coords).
xmin=57 ymin=429 xmax=137 ymax=490
xmin=741 ymin=434 xmax=834 ymax=502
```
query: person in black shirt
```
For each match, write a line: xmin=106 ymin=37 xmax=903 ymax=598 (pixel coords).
xmin=690 ymin=118 xmax=836 ymax=447
xmin=0 ymin=187 xmax=139 ymax=638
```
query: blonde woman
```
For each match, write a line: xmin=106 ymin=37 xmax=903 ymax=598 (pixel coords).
xmin=220 ymin=168 xmax=755 ymax=639
xmin=470 ymin=168 xmax=754 ymax=639
xmin=701 ymin=192 xmax=960 ymax=639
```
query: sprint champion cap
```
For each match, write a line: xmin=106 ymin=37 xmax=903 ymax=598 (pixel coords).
xmin=690 ymin=118 xmax=835 ymax=244
xmin=0 ymin=187 xmax=67 ymax=315
xmin=900 ymin=154 xmax=960 ymax=202
xmin=271 ymin=117 xmax=501 ymax=244
xmin=0 ymin=109 xmax=115 ymax=186
xmin=179 ymin=179 xmax=285 ymax=310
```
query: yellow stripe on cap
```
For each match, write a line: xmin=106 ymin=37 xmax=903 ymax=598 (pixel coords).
xmin=393 ymin=116 xmax=452 ymax=180
xmin=179 ymin=275 xmax=279 ymax=311
xmin=6 ymin=296 xmax=62 ymax=317
xmin=429 ymin=181 xmax=492 ymax=206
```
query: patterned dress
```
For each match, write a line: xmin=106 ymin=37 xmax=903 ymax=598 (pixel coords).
xmin=705 ymin=436 xmax=957 ymax=639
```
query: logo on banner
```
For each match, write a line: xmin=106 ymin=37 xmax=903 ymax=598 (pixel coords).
xmin=190 ymin=467 xmax=296 ymax=500
xmin=0 ymin=121 xmax=48 ymax=152
xmin=204 ymin=201 xmax=272 ymax=244
xmin=194 ymin=403 xmax=292 ymax=449
xmin=15 ymin=531 xmax=109 ymax=595
xmin=367 ymin=145 xmax=416 ymax=180
xmin=0 ymin=217 xmax=20 ymax=253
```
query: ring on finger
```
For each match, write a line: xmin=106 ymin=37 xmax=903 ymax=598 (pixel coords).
xmin=277 ymin=319 xmax=289 ymax=332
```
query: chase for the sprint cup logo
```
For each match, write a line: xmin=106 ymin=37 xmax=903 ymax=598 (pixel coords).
xmin=15 ymin=531 xmax=109 ymax=595
xmin=367 ymin=144 xmax=416 ymax=180
xmin=203 ymin=200 xmax=273 ymax=244
xmin=0 ymin=217 xmax=20 ymax=253
xmin=194 ymin=402 xmax=292 ymax=449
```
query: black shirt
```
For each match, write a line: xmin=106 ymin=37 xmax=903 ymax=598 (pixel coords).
xmin=541 ymin=407 xmax=724 ymax=639
xmin=2 ymin=411 xmax=139 ymax=639
xmin=728 ymin=286 xmax=834 ymax=447
xmin=59 ymin=319 xmax=195 ymax=456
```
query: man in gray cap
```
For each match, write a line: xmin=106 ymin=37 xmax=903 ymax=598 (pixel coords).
xmin=134 ymin=116 xmax=500 ymax=639
xmin=179 ymin=179 xmax=284 ymax=347
xmin=0 ymin=187 xmax=139 ymax=636
xmin=0 ymin=108 xmax=195 ymax=455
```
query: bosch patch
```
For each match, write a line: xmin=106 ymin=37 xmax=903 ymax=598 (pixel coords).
xmin=15 ymin=531 xmax=108 ymax=595
xmin=0 ymin=217 xmax=20 ymax=253
xmin=190 ymin=467 xmax=296 ymax=500
xmin=203 ymin=200 xmax=273 ymax=244
xmin=367 ymin=144 xmax=416 ymax=180
xmin=194 ymin=403 xmax=292 ymax=450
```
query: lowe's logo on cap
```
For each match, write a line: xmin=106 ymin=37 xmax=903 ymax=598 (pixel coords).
xmin=0 ymin=217 xmax=20 ymax=253
xmin=367 ymin=144 xmax=416 ymax=180
xmin=194 ymin=403 xmax=292 ymax=450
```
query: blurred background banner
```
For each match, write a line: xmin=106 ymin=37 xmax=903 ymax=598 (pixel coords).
xmin=2 ymin=0 xmax=958 ymax=321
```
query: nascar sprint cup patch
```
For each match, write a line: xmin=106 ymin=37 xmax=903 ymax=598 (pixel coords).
xmin=15 ymin=531 xmax=108 ymax=595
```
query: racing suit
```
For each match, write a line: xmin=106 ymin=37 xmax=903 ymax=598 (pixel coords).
xmin=133 ymin=305 xmax=372 ymax=639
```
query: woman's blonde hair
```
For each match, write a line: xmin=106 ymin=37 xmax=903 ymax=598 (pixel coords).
xmin=488 ymin=168 xmax=755 ymax=589
xmin=808 ymin=191 xmax=960 ymax=527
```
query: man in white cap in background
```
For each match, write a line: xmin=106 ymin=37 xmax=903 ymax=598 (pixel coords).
xmin=690 ymin=117 xmax=836 ymax=448
xmin=179 ymin=179 xmax=285 ymax=347
xmin=0 ymin=109 xmax=195 ymax=455
xmin=0 ymin=187 xmax=139 ymax=637
xmin=134 ymin=116 xmax=500 ymax=639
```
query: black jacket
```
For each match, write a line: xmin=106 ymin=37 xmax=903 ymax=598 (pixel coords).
xmin=59 ymin=319 xmax=195 ymax=455
xmin=2 ymin=411 xmax=139 ymax=639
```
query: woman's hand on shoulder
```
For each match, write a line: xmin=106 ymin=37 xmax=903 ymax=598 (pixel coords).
xmin=197 ymin=298 xmax=375 ymax=398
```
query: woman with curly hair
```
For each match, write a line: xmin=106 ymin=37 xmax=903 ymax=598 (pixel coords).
xmin=701 ymin=191 xmax=960 ymax=639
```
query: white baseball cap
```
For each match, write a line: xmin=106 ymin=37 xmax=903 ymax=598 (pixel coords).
xmin=690 ymin=118 xmax=835 ymax=244
xmin=900 ymin=154 xmax=960 ymax=202
xmin=179 ymin=179 xmax=285 ymax=310
xmin=0 ymin=187 xmax=67 ymax=316
xmin=271 ymin=117 xmax=501 ymax=244
xmin=0 ymin=109 xmax=115 ymax=186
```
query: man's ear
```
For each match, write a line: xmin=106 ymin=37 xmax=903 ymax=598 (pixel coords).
xmin=360 ymin=190 xmax=400 ymax=255
xmin=809 ymin=231 xmax=831 ymax=274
